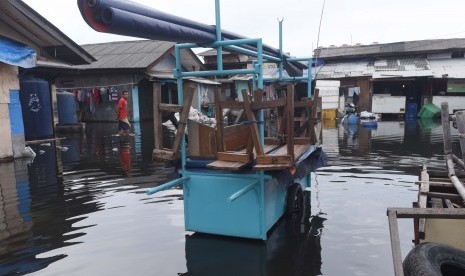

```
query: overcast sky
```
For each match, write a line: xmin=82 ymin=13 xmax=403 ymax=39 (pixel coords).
xmin=23 ymin=0 xmax=465 ymax=57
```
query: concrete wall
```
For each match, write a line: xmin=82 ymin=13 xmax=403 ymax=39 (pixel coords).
xmin=0 ymin=63 xmax=18 ymax=161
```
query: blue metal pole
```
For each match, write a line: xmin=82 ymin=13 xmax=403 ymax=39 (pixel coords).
xmin=180 ymin=68 xmax=256 ymax=77
xmin=228 ymin=181 xmax=258 ymax=202
xmin=308 ymin=58 xmax=313 ymax=97
xmin=224 ymin=45 xmax=281 ymax=62
xmin=279 ymin=19 xmax=283 ymax=80
xmin=197 ymin=83 xmax=201 ymax=110
xmin=256 ymin=39 xmax=264 ymax=151
xmin=215 ymin=0 xmax=223 ymax=71
xmin=174 ymin=45 xmax=187 ymax=171
xmin=146 ymin=177 xmax=189 ymax=195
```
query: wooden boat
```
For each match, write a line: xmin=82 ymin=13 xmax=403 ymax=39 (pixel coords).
xmin=387 ymin=103 xmax=465 ymax=276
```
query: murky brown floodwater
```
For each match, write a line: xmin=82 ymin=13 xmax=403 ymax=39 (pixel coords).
xmin=0 ymin=118 xmax=459 ymax=275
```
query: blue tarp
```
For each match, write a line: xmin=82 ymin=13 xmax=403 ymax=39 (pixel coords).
xmin=0 ymin=35 xmax=36 ymax=68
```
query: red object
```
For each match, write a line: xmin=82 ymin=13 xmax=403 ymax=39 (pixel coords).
xmin=93 ymin=88 xmax=100 ymax=105
xmin=117 ymin=97 xmax=128 ymax=119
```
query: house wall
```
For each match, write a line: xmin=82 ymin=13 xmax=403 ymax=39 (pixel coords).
xmin=55 ymin=73 xmax=133 ymax=122
xmin=0 ymin=63 xmax=18 ymax=161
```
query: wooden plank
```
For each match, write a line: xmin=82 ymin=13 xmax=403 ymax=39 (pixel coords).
xmin=441 ymin=103 xmax=453 ymax=155
xmin=294 ymin=100 xmax=314 ymax=108
xmin=217 ymin=152 xmax=252 ymax=163
xmin=294 ymin=137 xmax=312 ymax=145
xmin=241 ymin=89 xmax=263 ymax=156
xmin=278 ymin=89 xmax=287 ymax=138
xmin=159 ymin=103 xmax=182 ymax=113
xmin=256 ymin=155 xmax=292 ymax=165
xmin=214 ymin=88 xmax=224 ymax=152
xmin=418 ymin=164 xmax=429 ymax=238
xmin=207 ymin=160 xmax=249 ymax=170
xmin=388 ymin=207 xmax=465 ymax=219
xmin=187 ymin=120 xmax=216 ymax=158
xmin=456 ymin=111 xmax=465 ymax=162
xmin=220 ymin=101 xmax=244 ymax=109
xmin=153 ymin=82 xmax=163 ymax=151
xmin=286 ymin=84 xmax=294 ymax=161
xmin=264 ymin=138 xmax=282 ymax=145
xmin=251 ymin=98 xmax=287 ymax=110
xmin=253 ymin=163 xmax=290 ymax=171
xmin=427 ymin=191 xmax=463 ymax=200
xmin=430 ymin=198 xmax=443 ymax=208
xmin=171 ymin=87 xmax=195 ymax=154
xmin=223 ymin=124 xmax=250 ymax=151
xmin=153 ymin=148 xmax=175 ymax=161
xmin=387 ymin=209 xmax=404 ymax=276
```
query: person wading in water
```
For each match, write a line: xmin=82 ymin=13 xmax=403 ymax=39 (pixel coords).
xmin=117 ymin=90 xmax=131 ymax=136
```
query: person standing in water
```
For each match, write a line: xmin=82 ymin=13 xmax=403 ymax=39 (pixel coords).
xmin=117 ymin=90 xmax=131 ymax=136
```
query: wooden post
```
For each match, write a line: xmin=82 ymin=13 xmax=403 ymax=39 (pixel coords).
xmin=241 ymin=89 xmax=263 ymax=156
xmin=214 ymin=87 xmax=224 ymax=152
xmin=418 ymin=164 xmax=429 ymax=239
xmin=387 ymin=209 xmax=404 ymax=276
xmin=286 ymin=84 xmax=294 ymax=161
xmin=153 ymin=82 xmax=163 ymax=150
xmin=455 ymin=111 xmax=465 ymax=162
xmin=172 ymin=86 xmax=194 ymax=154
xmin=441 ymin=102 xmax=452 ymax=155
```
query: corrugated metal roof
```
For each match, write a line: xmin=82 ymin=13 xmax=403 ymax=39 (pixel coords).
xmin=316 ymin=57 xmax=434 ymax=79
xmin=429 ymin=59 xmax=465 ymax=78
xmin=315 ymin=38 xmax=465 ymax=60
xmin=1 ymin=0 xmax=94 ymax=64
xmin=78 ymin=40 xmax=175 ymax=69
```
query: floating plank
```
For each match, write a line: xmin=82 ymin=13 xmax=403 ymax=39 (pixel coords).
xmin=153 ymin=148 xmax=176 ymax=161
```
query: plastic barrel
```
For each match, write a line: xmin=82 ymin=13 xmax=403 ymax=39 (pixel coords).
xmin=405 ymin=103 xmax=418 ymax=119
xmin=19 ymin=76 xmax=54 ymax=140
xmin=57 ymin=91 xmax=77 ymax=124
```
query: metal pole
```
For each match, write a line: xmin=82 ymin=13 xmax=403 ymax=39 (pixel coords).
xmin=279 ymin=19 xmax=283 ymax=80
xmin=228 ymin=181 xmax=258 ymax=202
xmin=146 ymin=177 xmax=189 ymax=195
xmin=215 ymin=0 xmax=223 ymax=71
xmin=175 ymin=45 xmax=186 ymax=170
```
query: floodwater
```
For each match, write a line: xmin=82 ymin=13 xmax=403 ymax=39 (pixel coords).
xmin=0 ymin=118 xmax=459 ymax=276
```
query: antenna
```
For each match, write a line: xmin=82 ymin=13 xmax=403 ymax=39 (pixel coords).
xmin=316 ymin=0 xmax=326 ymax=50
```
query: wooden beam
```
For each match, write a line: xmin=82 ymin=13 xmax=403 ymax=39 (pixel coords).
xmin=294 ymin=100 xmax=314 ymax=108
xmin=456 ymin=111 xmax=465 ymax=162
xmin=294 ymin=137 xmax=312 ymax=145
xmin=286 ymin=84 xmax=294 ymax=161
xmin=215 ymin=88 xmax=224 ymax=152
xmin=256 ymin=155 xmax=292 ymax=165
xmin=241 ymin=89 xmax=263 ymax=156
xmin=251 ymin=98 xmax=287 ymax=110
xmin=153 ymin=148 xmax=176 ymax=161
xmin=217 ymin=152 xmax=252 ymax=163
xmin=171 ymin=87 xmax=195 ymax=155
xmin=220 ymin=101 xmax=244 ymax=109
xmin=388 ymin=207 xmax=465 ymax=219
xmin=159 ymin=103 xmax=182 ymax=113
xmin=153 ymin=82 xmax=163 ymax=151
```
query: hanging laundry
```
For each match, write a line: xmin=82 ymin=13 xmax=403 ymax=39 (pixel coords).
xmin=93 ymin=88 xmax=100 ymax=105
xmin=110 ymin=87 xmax=119 ymax=101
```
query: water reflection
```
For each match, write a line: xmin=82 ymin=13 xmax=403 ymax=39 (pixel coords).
xmin=0 ymin=118 xmax=460 ymax=276
xmin=181 ymin=193 xmax=325 ymax=276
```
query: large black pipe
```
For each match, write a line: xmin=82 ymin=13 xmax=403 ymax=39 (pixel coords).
xmin=78 ymin=0 xmax=306 ymax=73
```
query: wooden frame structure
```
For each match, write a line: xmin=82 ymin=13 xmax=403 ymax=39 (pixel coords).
xmin=387 ymin=102 xmax=465 ymax=276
